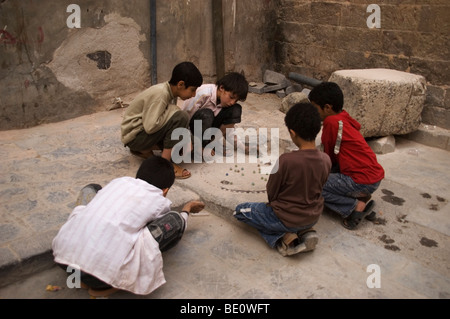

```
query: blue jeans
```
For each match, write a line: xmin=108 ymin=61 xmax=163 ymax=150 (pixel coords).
xmin=234 ymin=202 xmax=316 ymax=248
xmin=322 ymin=173 xmax=381 ymax=217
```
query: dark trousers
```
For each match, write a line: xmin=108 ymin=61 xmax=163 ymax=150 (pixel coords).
xmin=189 ymin=104 xmax=242 ymax=147
xmin=126 ymin=110 xmax=190 ymax=151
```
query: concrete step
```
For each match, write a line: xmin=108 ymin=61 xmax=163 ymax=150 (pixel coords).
xmin=403 ymin=124 xmax=450 ymax=151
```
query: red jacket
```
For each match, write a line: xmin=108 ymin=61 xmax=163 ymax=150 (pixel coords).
xmin=322 ymin=110 xmax=385 ymax=185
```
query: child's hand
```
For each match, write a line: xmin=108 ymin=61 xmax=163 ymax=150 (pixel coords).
xmin=182 ymin=201 xmax=205 ymax=214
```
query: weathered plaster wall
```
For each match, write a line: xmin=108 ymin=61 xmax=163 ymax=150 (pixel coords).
xmin=275 ymin=0 xmax=450 ymax=129
xmin=0 ymin=0 xmax=152 ymax=130
xmin=0 ymin=0 xmax=277 ymax=130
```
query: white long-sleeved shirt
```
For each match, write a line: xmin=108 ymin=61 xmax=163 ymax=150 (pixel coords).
xmin=52 ymin=177 xmax=185 ymax=295
xmin=180 ymin=84 xmax=222 ymax=118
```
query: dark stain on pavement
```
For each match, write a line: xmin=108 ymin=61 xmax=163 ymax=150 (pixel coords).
xmin=369 ymin=217 xmax=387 ymax=225
xmin=379 ymin=234 xmax=395 ymax=244
xmin=381 ymin=189 xmax=405 ymax=206
xmin=421 ymin=193 xmax=447 ymax=211
xmin=384 ymin=245 xmax=401 ymax=251
xmin=436 ymin=196 xmax=446 ymax=202
xmin=379 ymin=234 xmax=400 ymax=251
xmin=429 ymin=204 xmax=439 ymax=211
xmin=420 ymin=237 xmax=438 ymax=248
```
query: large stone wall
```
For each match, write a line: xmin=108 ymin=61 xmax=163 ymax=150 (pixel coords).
xmin=275 ymin=0 xmax=450 ymax=129
xmin=0 ymin=0 xmax=277 ymax=130
xmin=1 ymin=0 xmax=448 ymax=131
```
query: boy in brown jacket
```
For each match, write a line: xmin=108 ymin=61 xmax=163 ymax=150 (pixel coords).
xmin=234 ymin=103 xmax=331 ymax=256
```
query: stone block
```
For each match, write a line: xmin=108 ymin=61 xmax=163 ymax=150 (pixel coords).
xmin=329 ymin=69 xmax=427 ymax=138
xmin=302 ymin=88 xmax=311 ymax=96
xmin=421 ymin=106 xmax=450 ymax=130
xmin=263 ymin=70 xmax=288 ymax=86
xmin=285 ymin=83 xmax=303 ymax=95
xmin=280 ymin=92 xmax=310 ymax=114
xmin=310 ymin=2 xmax=341 ymax=26
xmin=403 ymin=124 xmax=450 ymax=151
xmin=425 ymin=85 xmax=445 ymax=107
xmin=248 ymin=82 xmax=266 ymax=94
xmin=367 ymin=135 xmax=396 ymax=154
xmin=263 ymin=83 xmax=288 ymax=93
xmin=276 ymin=90 xmax=287 ymax=99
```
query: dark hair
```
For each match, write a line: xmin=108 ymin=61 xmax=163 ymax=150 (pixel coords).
xmin=216 ymin=72 xmax=248 ymax=102
xmin=136 ymin=157 xmax=175 ymax=190
xmin=284 ymin=103 xmax=322 ymax=142
xmin=308 ymin=82 xmax=344 ymax=113
xmin=169 ymin=62 xmax=203 ymax=88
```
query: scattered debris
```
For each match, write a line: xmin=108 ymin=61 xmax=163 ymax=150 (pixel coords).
xmin=373 ymin=217 xmax=387 ymax=225
xmin=249 ymin=70 xmax=303 ymax=96
xmin=46 ymin=285 xmax=62 ymax=292
xmin=108 ymin=97 xmax=129 ymax=111
xmin=396 ymin=214 xmax=409 ymax=223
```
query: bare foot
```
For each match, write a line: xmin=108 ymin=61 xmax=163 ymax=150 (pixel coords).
xmin=355 ymin=200 xmax=366 ymax=212
xmin=173 ymin=163 xmax=191 ymax=179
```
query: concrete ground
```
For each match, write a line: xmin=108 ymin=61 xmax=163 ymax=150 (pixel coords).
xmin=0 ymin=93 xmax=449 ymax=300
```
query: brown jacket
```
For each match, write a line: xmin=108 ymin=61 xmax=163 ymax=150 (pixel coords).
xmin=267 ymin=149 xmax=331 ymax=228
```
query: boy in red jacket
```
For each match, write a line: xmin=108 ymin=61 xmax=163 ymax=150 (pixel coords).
xmin=309 ymin=82 xmax=385 ymax=230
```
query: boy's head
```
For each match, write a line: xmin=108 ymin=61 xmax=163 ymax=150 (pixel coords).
xmin=308 ymin=82 xmax=344 ymax=117
xmin=136 ymin=157 xmax=175 ymax=191
xmin=169 ymin=62 xmax=203 ymax=100
xmin=285 ymin=103 xmax=322 ymax=142
xmin=216 ymin=72 xmax=248 ymax=107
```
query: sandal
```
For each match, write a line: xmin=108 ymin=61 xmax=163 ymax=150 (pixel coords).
xmin=277 ymin=233 xmax=300 ymax=257
xmin=297 ymin=228 xmax=319 ymax=252
xmin=173 ymin=163 xmax=191 ymax=179
xmin=342 ymin=200 xmax=376 ymax=230
xmin=277 ymin=230 xmax=318 ymax=257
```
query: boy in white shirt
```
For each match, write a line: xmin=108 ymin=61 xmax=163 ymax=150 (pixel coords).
xmin=52 ymin=156 xmax=205 ymax=297
xmin=181 ymin=72 xmax=250 ymax=155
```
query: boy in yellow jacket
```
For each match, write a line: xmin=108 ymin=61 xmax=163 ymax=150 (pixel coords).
xmin=121 ymin=62 xmax=203 ymax=179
